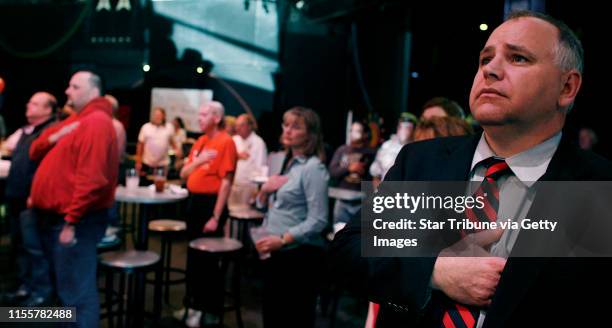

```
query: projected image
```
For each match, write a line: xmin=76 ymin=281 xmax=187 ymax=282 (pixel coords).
xmin=152 ymin=0 xmax=279 ymax=93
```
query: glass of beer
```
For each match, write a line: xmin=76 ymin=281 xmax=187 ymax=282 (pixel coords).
xmin=153 ymin=167 xmax=167 ymax=193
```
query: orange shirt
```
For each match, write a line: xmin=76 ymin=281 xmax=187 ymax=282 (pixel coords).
xmin=186 ymin=130 xmax=237 ymax=194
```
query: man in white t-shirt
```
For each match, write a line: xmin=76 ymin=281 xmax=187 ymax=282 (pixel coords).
xmin=233 ymin=114 xmax=267 ymax=184
xmin=135 ymin=107 xmax=182 ymax=176
xmin=229 ymin=114 xmax=267 ymax=210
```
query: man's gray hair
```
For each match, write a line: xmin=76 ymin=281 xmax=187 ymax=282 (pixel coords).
xmin=208 ymin=101 xmax=225 ymax=118
xmin=507 ymin=10 xmax=584 ymax=74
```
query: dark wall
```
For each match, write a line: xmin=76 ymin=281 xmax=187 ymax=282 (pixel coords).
xmin=260 ymin=3 xmax=350 ymax=153
xmin=267 ymin=2 xmax=415 ymax=151
xmin=1 ymin=1 xmax=610 ymax=159
xmin=547 ymin=3 xmax=611 ymax=158
xmin=0 ymin=1 xmax=144 ymax=135
xmin=0 ymin=3 xmax=77 ymax=131
xmin=407 ymin=2 xmax=504 ymax=116
xmin=274 ymin=0 xmax=611 ymax=158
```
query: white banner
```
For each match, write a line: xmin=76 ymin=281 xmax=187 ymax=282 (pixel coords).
xmin=150 ymin=87 xmax=213 ymax=133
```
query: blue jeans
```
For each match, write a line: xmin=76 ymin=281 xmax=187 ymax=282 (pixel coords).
xmin=39 ymin=209 xmax=108 ymax=328
xmin=20 ymin=209 xmax=53 ymax=299
xmin=107 ymin=201 xmax=120 ymax=227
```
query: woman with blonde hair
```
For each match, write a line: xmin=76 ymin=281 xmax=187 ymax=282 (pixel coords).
xmin=254 ymin=106 xmax=329 ymax=327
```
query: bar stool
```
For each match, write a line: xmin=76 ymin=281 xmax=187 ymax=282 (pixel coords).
xmin=99 ymin=250 xmax=162 ymax=328
xmin=228 ymin=208 xmax=264 ymax=275
xmin=228 ymin=207 xmax=265 ymax=242
xmin=147 ymin=219 xmax=187 ymax=304
xmin=97 ymin=235 xmax=122 ymax=318
xmin=184 ymin=237 xmax=244 ymax=328
xmin=97 ymin=235 xmax=122 ymax=254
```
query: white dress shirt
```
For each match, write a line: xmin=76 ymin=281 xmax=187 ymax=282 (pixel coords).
xmin=472 ymin=132 xmax=561 ymax=328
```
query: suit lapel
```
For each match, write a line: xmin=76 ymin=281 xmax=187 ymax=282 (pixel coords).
xmin=482 ymin=135 xmax=579 ymax=328
xmin=439 ymin=134 xmax=480 ymax=180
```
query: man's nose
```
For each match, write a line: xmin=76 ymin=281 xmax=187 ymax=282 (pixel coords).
xmin=482 ymin=57 xmax=504 ymax=81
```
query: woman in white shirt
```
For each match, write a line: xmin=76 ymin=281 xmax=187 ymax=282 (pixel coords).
xmin=171 ymin=116 xmax=187 ymax=150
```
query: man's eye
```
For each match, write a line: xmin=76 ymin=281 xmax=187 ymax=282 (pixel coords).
xmin=480 ymin=57 xmax=492 ymax=65
xmin=511 ymin=54 xmax=528 ymax=63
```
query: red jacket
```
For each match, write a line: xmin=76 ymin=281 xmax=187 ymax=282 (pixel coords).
xmin=29 ymin=113 xmax=78 ymax=161
xmin=30 ymin=97 xmax=119 ymax=223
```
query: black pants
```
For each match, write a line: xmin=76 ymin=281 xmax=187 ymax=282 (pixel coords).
xmin=7 ymin=196 xmax=27 ymax=282
xmin=262 ymin=245 xmax=324 ymax=328
xmin=185 ymin=193 xmax=228 ymax=311
xmin=139 ymin=163 xmax=166 ymax=186
xmin=185 ymin=193 xmax=226 ymax=240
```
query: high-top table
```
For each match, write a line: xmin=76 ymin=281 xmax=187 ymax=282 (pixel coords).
xmin=115 ymin=186 xmax=188 ymax=250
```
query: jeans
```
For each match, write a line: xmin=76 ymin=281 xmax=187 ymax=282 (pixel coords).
xmin=107 ymin=202 xmax=120 ymax=227
xmin=39 ymin=209 xmax=108 ymax=328
xmin=20 ymin=209 xmax=53 ymax=299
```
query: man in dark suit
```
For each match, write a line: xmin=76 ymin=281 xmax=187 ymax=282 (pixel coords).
xmin=332 ymin=10 xmax=612 ymax=328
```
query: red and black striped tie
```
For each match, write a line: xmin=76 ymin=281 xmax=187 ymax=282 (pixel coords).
xmin=463 ymin=158 xmax=511 ymax=232
xmin=442 ymin=157 xmax=512 ymax=328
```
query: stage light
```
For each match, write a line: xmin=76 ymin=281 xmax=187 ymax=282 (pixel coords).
xmin=479 ymin=23 xmax=488 ymax=31
xmin=143 ymin=64 xmax=151 ymax=72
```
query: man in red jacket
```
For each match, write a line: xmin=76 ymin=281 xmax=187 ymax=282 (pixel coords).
xmin=30 ymin=70 xmax=119 ymax=327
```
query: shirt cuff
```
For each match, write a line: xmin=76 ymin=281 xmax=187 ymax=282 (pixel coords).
xmin=287 ymin=226 xmax=305 ymax=244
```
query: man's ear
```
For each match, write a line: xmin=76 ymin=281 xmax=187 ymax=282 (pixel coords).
xmin=214 ymin=115 xmax=222 ymax=126
xmin=558 ymin=70 xmax=582 ymax=110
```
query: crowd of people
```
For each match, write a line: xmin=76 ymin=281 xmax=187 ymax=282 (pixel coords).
xmin=0 ymin=67 xmax=477 ymax=327
xmin=0 ymin=9 xmax=608 ymax=328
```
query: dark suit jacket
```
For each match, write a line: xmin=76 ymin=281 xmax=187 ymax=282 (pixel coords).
xmin=331 ymin=133 xmax=612 ymax=327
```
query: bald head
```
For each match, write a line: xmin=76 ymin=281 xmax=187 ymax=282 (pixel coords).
xmin=65 ymin=71 xmax=102 ymax=112
xmin=236 ymin=114 xmax=257 ymax=139
xmin=198 ymin=101 xmax=225 ymax=133
xmin=27 ymin=92 xmax=56 ymax=125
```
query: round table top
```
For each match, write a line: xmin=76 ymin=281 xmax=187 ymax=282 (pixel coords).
xmin=189 ymin=237 xmax=243 ymax=253
xmin=115 ymin=186 xmax=188 ymax=204
xmin=148 ymin=219 xmax=187 ymax=232
xmin=99 ymin=250 xmax=160 ymax=269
